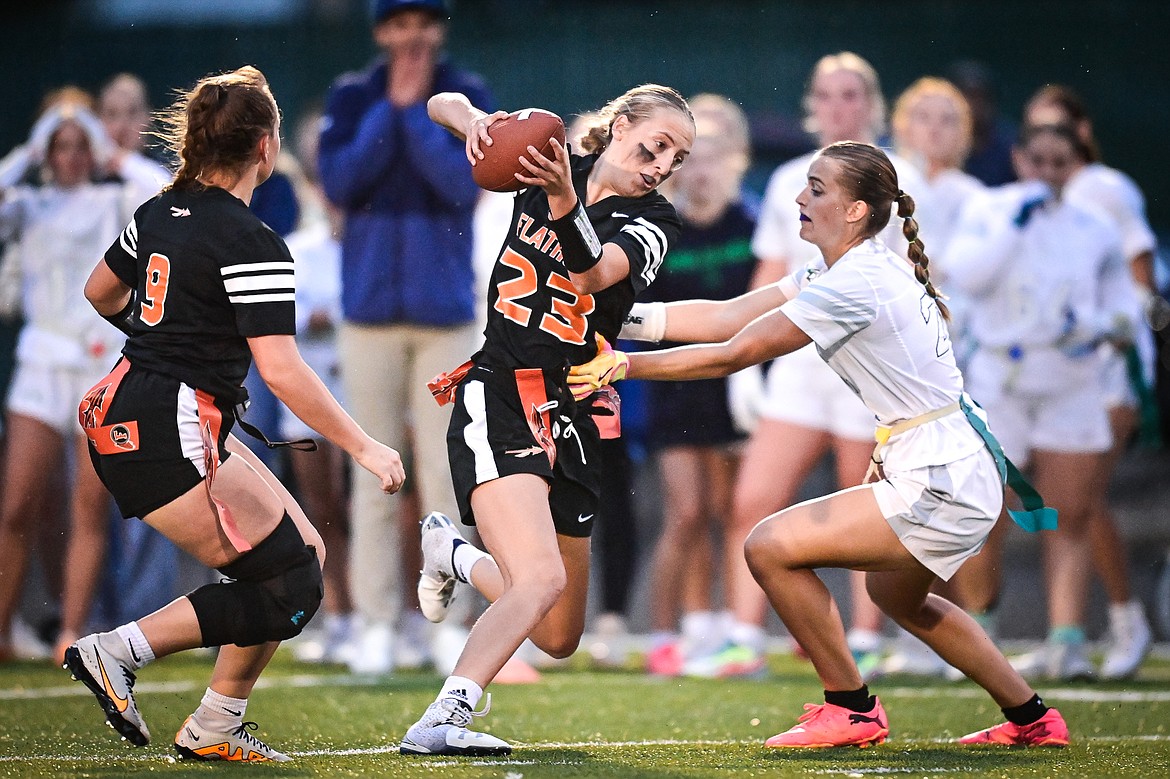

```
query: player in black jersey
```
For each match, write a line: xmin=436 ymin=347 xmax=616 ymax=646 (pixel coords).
xmin=63 ymin=66 xmax=405 ymax=763
xmin=398 ymin=86 xmax=693 ymax=756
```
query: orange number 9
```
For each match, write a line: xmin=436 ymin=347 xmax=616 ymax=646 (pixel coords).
xmin=140 ymin=252 xmax=171 ymax=327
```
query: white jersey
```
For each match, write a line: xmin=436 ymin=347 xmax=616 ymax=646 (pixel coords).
xmin=778 ymin=239 xmax=985 ymax=472
xmin=1065 ymin=162 xmax=1156 ymax=262
xmin=947 ymin=182 xmax=1134 ymax=403
xmin=0 ymin=181 xmax=144 ymax=366
xmin=1064 ymin=162 xmax=1157 ymax=392
xmin=911 ymin=168 xmax=986 ymax=276
xmin=752 ymin=148 xmax=934 ymax=430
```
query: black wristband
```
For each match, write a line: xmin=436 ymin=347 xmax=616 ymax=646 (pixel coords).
xmin=102 ymin=291 xmax=136 ymax=336
xmin=551 ymin=200 xmax=603 ymax=273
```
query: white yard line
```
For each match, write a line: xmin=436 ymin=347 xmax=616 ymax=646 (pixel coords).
xmin=2 ymin=734 xmax=1169 ymax=763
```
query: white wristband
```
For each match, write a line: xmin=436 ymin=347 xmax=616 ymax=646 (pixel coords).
xmin=619 ymin=301 xmax=667 ymax=342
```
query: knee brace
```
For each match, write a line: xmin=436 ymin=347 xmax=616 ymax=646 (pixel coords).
xmin=187 ymin=512 xmax=324 ymax=647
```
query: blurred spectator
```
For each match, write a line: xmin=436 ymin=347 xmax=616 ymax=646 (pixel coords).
xmin=695 ymin=52 xmax=932 ymax=680
xmin=639 ymin=94 xmax=755 ymax=676
xmin=96 ymin=73 xmax=172 ymax=190
xmin=947 ymin=59 xmax=1017 ymax=187
xmin=1023 ymin=84 xmax=1161 ymax=679
xmin=947 ymin=123 xmax=1133 ymax=681
xmin=94 ymin=71 xmax=191 ymax=632
xmin=280 ymin=107 xmax=354 ymax=665
xmin=881 ymin=75 xmax=987 ymax=678
xmin=317 ymin=0 xmax=492 ymax=675
xmin=0 ymin=94 xmax=161 ymax=663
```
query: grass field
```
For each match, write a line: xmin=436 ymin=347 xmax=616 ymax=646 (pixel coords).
xmin=2 ymin=647 xmax=1169 ymax=777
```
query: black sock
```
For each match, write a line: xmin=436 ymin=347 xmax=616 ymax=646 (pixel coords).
xmin=1002 ymin=694 xmax=1048 ymax=726
xmin=824 ymin=686 xmax=874 ymax=713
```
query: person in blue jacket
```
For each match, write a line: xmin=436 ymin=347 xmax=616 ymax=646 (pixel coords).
xmin=317 ymin=0 xmax=493 ymax=675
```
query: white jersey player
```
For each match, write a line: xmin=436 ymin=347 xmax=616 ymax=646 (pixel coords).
xmin=573 ymin=141 xmax=1067 ymax=750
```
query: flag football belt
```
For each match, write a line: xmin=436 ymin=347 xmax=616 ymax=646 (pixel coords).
xmin=863 ymin=397 xmax=1057 ymax=533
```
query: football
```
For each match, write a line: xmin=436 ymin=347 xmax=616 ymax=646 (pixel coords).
xmin=472 ymin=108 xmax=566 ymax=193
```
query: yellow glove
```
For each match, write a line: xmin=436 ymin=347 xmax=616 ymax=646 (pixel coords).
xmin=568 ymin=333 xmax=629 ymax=400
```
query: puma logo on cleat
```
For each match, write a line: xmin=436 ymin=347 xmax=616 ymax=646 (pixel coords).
xmin=848 ymin=712 xmax=886 ymax=727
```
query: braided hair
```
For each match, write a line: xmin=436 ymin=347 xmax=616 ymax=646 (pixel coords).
xmin=819 ymin=140 xmax=950 ymax=321
xmin=155 ymin=65 xmax=279 ymax=191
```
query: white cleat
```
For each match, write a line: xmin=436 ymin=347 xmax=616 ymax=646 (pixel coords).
xmin=417 ymin=512 xmax=465 ymax=623
xmin=174 ymin=716 xmax=290 ymax=762
xmin=400 ymin=695 xmax=512 ymax=756
xmin=1010 ymin=641 xmax=1096 ymax=682
xmin=1100 ymin=600 xmax=1152 ymax=680
xmin=63 ymin=634 xmax=150 ymax=746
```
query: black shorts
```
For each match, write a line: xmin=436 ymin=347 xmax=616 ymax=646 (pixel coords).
xmin=446 ymin=363 xmax=600 ymax=537
xmin=80 ymin=359 xmax=236 ymax=520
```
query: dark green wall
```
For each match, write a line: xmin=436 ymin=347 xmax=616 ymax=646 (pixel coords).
xmin=5 ymin=0 xmax=1168 ymax=231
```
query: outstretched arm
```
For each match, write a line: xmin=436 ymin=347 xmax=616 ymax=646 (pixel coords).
xmin=621 ymin=281 xmax=792 ymax=344
xmin=630 ymin=307 xmax=810 ymax=381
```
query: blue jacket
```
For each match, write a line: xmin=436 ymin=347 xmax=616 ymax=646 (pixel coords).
xmin=318 ymin=58 xmax=494 ymax=325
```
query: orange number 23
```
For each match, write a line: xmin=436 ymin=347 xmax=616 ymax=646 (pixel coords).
xmin=493 ymin=248 xmax=594 ymax=345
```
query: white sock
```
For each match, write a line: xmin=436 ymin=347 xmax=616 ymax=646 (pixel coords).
xmin=439 ymin=675 xmax=483 ymax=710
xmin=649 ymin=631 xmax=677 ymax=650
xmin=727 ymin=621 xmax=765 ymax=652
xmin=452 ymin=542 xmax=490 ymax=585
xmin=194 ymin=687 xmax=247 ymax=732
xmin=680 ymin=610 xmax=718 ymax=645
xmin=114 ymin=622 xmax=155 ymax=669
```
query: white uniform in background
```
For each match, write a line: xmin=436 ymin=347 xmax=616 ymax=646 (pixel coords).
xmin=1064 ymin=162 xmax=1159 ymax=407
xmin=0 ymin=171 xmax=158 ymax=435
xmin=946 ymin=182 xmax=1134 ymax=463
xmin=279 ymin=220 xmax=343 ymax=441
xmin=778 ymin=239 xmax=1000 ymax=580
xmin=908 ymin=167 xmax=987 ymax=365
xmin=751 ymin=149 xmax=934 ymax=441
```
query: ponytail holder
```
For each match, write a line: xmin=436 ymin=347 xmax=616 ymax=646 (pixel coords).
xmin=896 ymin=190 xmax=906 ymax=200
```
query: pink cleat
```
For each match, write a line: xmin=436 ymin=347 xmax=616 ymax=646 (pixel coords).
xmin=765 ymin=698 xmax=889 ymax=748
xmin=958 ymin=707 xmax=1069 ymax=747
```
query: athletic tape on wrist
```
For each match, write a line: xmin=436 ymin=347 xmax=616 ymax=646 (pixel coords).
xmin=553 ymin=201 xmax=603 ymax=273
xmin=620 ymin=301 xmax=666 ymax=342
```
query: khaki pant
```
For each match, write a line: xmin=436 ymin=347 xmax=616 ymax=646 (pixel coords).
xmin=339 ymin=320 xmax=481 ymax=625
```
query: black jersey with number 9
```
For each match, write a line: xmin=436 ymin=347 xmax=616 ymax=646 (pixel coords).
xmin=102 ymin=186 xmax=296 ymax=404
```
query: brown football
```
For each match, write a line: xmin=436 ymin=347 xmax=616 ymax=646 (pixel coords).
xmin=472 ymin=108 xmax=566 ymax=193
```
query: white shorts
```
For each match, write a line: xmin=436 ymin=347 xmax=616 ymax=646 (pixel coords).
xmin=1099 ymin=347 xmax=1136 ymax=410
xmin=871 ymin=446 xmax=1004 ymax=581
xmin=7 ymin=358 xmax=115 ymax=437
xmin=759 ymin=345 xmax=874 ymax=440
xmin=964 ymin=349 xmax=1111 ymax=465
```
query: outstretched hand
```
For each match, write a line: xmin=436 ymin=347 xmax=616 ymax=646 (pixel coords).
xmin=568 ymin=333 xmax=629 ymax=401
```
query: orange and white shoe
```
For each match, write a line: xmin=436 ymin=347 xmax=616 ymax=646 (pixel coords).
xmin=957 ymin=708 xmax=1069 ymax=747
xmin=765 ymin=698 xmax=889 ymax=748
xmin=174 ymin=716 xmax=291 ymax=762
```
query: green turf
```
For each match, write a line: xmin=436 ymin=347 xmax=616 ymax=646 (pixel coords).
xmin=2 ymin=649 xmax=1168 ymax=777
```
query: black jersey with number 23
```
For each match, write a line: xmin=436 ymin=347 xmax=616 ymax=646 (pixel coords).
xmin=478 ymin=153 xmax=681 ymax=375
